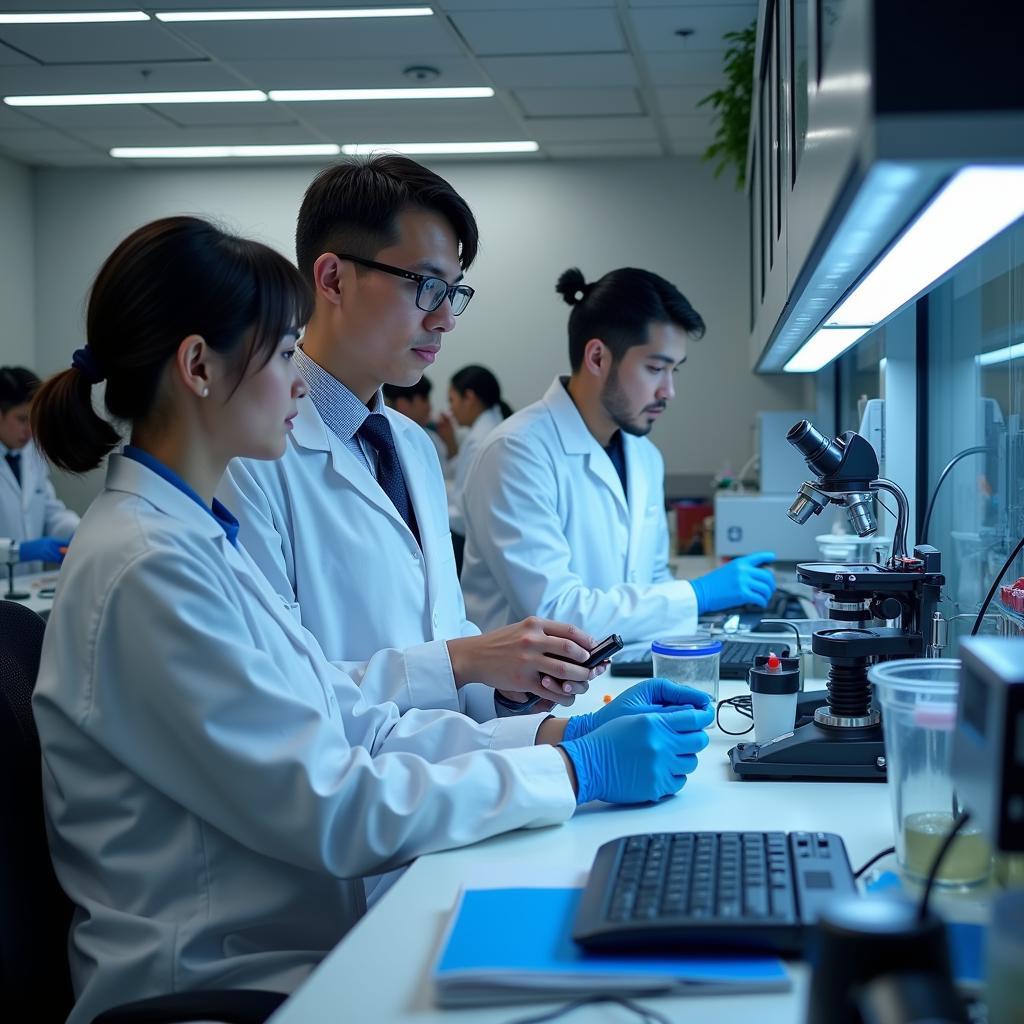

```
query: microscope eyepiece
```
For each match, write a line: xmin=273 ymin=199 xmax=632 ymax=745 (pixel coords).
xmin=787 ymin=420 xmax=844 ymax=477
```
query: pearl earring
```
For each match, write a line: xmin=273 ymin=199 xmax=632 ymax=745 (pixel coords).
xmin=202 ymin=387 xmax=210 ymax=397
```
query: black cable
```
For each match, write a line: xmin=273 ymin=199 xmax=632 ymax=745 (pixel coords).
xmin=971 ymin=533 xmax=1024 ymax=635
xmin=504 ymin=995 xmax=672 ymax=1024
xmin=756 ymin=620 xmax=803 ymax=655
xmin=920 ymin=446 xmax=989 ymax=546
xmin=716 ymin=694 xmax=754 ymax=735
xmin=854 ymin=846 xmax=897 ymax=879
xmin=918 ymin=810 xmax=972 ymax=923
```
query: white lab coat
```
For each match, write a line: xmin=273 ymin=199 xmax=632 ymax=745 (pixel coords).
xmin=461 ymin=376 xmax=698 ymax=643
xmin=219 ymin=395 xmax=497 ymax=723
xmin=0 ymin=439 xmax=79 ymax=573
xmin=448 ymin=403 xmax=504 ymax=535
xmin=33 ymin=454 xmax=574 ymax=1024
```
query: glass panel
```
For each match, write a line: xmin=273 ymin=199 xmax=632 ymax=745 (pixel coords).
xmin=761 ymin=66 xmax=772 ymax=271
xmin=772 ymin=0 xmax=782 ymax=237
xmin=751 ymin=144 xmax=760 ymax=323
xmin=792 ymin=0 xmax=809 ymax=180
xmin=818 ymin=0 xmax=845 ymax=80
xmin=925 ymin=217 xmax=1024 ymax=647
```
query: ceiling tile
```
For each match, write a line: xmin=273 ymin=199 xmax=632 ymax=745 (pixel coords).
xmin=656 ymin=84 xmax=718 ymax=116
xmin=170 ymin=18 xmax=462 ymax=62
xmin=514 ymin=87 xmax=642 ymax=117
xmin=544 ymin=139 xmax=662 ymax=158
xmin=451 ymin=9 xmax=624 ymax=56
xmin=0 ymin=61 xmax=240 ymax=96
xmin=78 ymin=124 xmax=324 ymax=148
xmin=0 ymin=103 xmax=38 ymax=128
xmin=233 ymin=57 xmax=485 ymax=91
xmin=0 ymin=23 xmax=202 ymax=64
xmin=662 ymin=113 xmax=715 ymax=138
xmin=645 ymin=50 xmax=728 ymax=85
xmin=16 ymin=149 xmax=117 ymax=167
xmin=442 ymin=0 xmax=614 ymax=8
xmin=629 ymin=4 xmax=757 ymax=53
xmin=0 ymin=40 xmax=33 ymax=66
xmin=0 ymin=126 xmax=92 ymax=152
xmin=154 ymin=102 xmax=300 ymax=127
xmin=18 ymin=105 xmax=177 ymax=130
xmin=295 ymin=100 xmax=523 ymax=142
xmin=669 ymin=136 xmax=709 ymax=155
xmin=526 ymin=115 xmax=657 ymax=143
xmin=482 ymin=53 xmax=638 ymax=88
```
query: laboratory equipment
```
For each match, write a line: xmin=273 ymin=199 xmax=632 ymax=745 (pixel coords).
xmin=871 ymin=659 xmax=990 ymax=887
xmin=3 ymin=538 xmax=29 ymax=601
xmin=748 ymin=653 xmax=801 ymax=744
xmin=730 ymin=421 xmax=945 ymax=781
xmin=650 ymin=637 xmax=721 ymax=708
xmin=573 ymin=831 xmax=856 ymax=955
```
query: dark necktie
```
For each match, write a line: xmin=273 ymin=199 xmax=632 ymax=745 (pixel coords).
xmin=4 ymin=452 xmax=21 ymax=486
xmin=357 ymin=414 xmax=421 ymax=545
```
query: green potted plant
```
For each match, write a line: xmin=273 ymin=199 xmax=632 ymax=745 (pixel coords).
xmin=697 ymin=21 xmax=757 ymax=189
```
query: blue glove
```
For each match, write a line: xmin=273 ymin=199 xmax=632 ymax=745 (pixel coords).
xmin=19 ymin=537 xmax=70 ymax=563
xmin=690 ymin=551 xmax=776 ymax=614
xmin=562 ymin=678 xmax=712 ymax=742
xmin=560 ymin=711 xmax=711 ymax=805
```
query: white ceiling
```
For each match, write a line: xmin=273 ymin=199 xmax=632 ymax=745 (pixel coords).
xmin=0 ymin=1 xmax=757 ymax=167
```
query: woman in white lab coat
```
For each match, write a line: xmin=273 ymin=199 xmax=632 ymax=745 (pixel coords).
xmin=30 ymin=217 xmax=714 ymax=1023
xmin=0 ymin=366 xmax=79 ymax=573
xmin=437 ymin=364 xmax=511 ymax=542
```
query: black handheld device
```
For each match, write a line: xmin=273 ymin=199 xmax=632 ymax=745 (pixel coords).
xmin=580 ymin=633 xmax=624 ymax=669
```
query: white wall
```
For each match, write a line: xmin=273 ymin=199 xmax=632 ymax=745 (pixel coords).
xmin=0 ymin=153 xmax=35 ymax=367
xmin=33 ymin=156 xmax=810 ymax=512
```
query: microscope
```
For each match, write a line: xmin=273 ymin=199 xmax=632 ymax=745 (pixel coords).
xmin=730 ymin=420 xmax=945 ymax=781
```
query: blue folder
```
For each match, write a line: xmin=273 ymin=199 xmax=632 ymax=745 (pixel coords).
xmin=434 ymin=887 xmax=790 ymax=1007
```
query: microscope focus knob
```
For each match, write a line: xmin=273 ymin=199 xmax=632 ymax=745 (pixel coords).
xmin=874 ymin=597 xmax=903 ymax=621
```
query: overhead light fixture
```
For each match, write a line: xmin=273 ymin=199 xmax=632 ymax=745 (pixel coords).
xmin=5 ymin=90 xmax=267 ymax=107
xmin=110 ymin=144 xmax=341 ymax=159
xmin=270 ymin=87 xmax=493 ymax=102
xmin=341 ymin=141 xmax=538 ymax=155
xmin=827 ymin=166 xmax=1024 ymax=328
xmin=155 ymin=7 xmax=432 ymax=22
xmin=0 ymin=10 xmax=149 ymax=23
xmin=976 ymin=341 xmax=1024 ymax=368
xmin=784 ymin=327 xmax=870 ymax=373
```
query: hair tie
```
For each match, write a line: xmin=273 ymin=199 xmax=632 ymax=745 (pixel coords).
xmin=71 ymin=346 xmax=105 ymax=385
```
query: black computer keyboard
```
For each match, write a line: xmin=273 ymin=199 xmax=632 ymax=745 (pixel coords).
xmin=573 ymin=831 xmax=856 ymax=955
xmin=610 ymin=639 xmax=792 ymax=679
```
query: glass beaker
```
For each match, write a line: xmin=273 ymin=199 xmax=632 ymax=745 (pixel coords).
xmin=870 ymin=659 xmax=991 ymax=888
xmin=651 ymin=636 xmax=721 ymax=722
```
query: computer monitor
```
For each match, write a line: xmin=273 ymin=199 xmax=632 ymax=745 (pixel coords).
xmin=953 ymin=637 xmax=1024 ymax=853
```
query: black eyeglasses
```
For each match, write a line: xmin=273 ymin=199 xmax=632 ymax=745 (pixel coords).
xmin=337 ymin=253 xmax=475 ymax=315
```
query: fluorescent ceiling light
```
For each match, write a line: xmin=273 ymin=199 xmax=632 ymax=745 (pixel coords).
xmin=0 ymin=11 xmax=149 ymax=23
xmin=5 ymin=90 xmax=266 ymax=107
xmin=110 ymin=144 xmax=340 ymax=159
xmin=828 ymin=166 xmax=1024 ymax=328
xmin=270 ymin=87 xmax=493 ymax=102
xmin=342 ymin=141 xmax=538 ymax=155
xmin=784 ymin=327 xmax=870 ymax=373
xmin=156 ymin=7 xmax=432 ymax=22
xmin=976 ymin=341 xmax=1024 ymax=367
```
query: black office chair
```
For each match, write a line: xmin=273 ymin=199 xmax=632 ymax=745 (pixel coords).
xmin=0 ymin=600 xmax=287 ymax=1024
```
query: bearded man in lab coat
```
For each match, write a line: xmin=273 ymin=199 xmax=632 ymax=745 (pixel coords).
xmin=221 ymin=156 xmax=600 ymax=731
xmin=460 ymin=266 xmax=777 ymax=644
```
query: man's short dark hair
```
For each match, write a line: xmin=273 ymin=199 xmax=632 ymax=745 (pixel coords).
xmin=0 ymin=366 xmax=41 ymax=413
xmin=296 ymin=155 xmax=479 ymax=281
xmin=383 ymin=376 xmax=433 ymax=404
xmin=555 ymin=267 xmax=706 ymax=371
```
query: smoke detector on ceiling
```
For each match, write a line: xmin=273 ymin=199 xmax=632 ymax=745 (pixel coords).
xmin=403 ymin=66 xmax=441 ymax=83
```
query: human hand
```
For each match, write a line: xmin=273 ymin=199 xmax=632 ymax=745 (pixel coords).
xmin=690 ymin=551 xmax=776 ymax=614
xmin=447 ymin=618 xmax=600 ymax=708
xmin=562 ymin=678 xmax=712 ymax=741
xmin=434 ymin=412 xmax=458 ymax=457
xmin=19 ymin=536 xmax=71 ymax=564
xmin=560 ymin=711 xmax=711 ymax=804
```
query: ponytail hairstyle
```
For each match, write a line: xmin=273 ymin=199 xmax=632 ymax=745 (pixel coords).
xmin=555 ymin=266 xmax=706 ymax=371
xmin=449 ymin=364 xmax=512 ymax=420
xmin=32 ymin=216 xmax=312 ymax=474
xmin=0 ymin=366 xmax=41 ymax=413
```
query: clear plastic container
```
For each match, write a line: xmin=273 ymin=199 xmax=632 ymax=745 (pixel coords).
xmin=651 ymin=636 xmax=722 ymax=715
xmin=869 ymin=659 xmax=991 ymax=888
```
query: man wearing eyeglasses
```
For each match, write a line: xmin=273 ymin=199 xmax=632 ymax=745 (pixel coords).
xmin=221 ymin=156 xmax=602 ymax=751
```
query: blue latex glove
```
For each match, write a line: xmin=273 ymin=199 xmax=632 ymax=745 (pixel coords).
xmin=690 ymin=551 xmax=777 ymax=614
xmin=562 ymin=678 xmax=712 ymax=742
xmin=560 ymin=711 xmax=712 ymax=805
xmin=19 ymin=537 xmax=70 ymax=563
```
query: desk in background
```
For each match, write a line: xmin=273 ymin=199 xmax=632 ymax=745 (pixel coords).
xmin=269 ymin=677 xmax=892 ymax=1024
xmin=3 ymin=570 xmax=57 ymax=617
